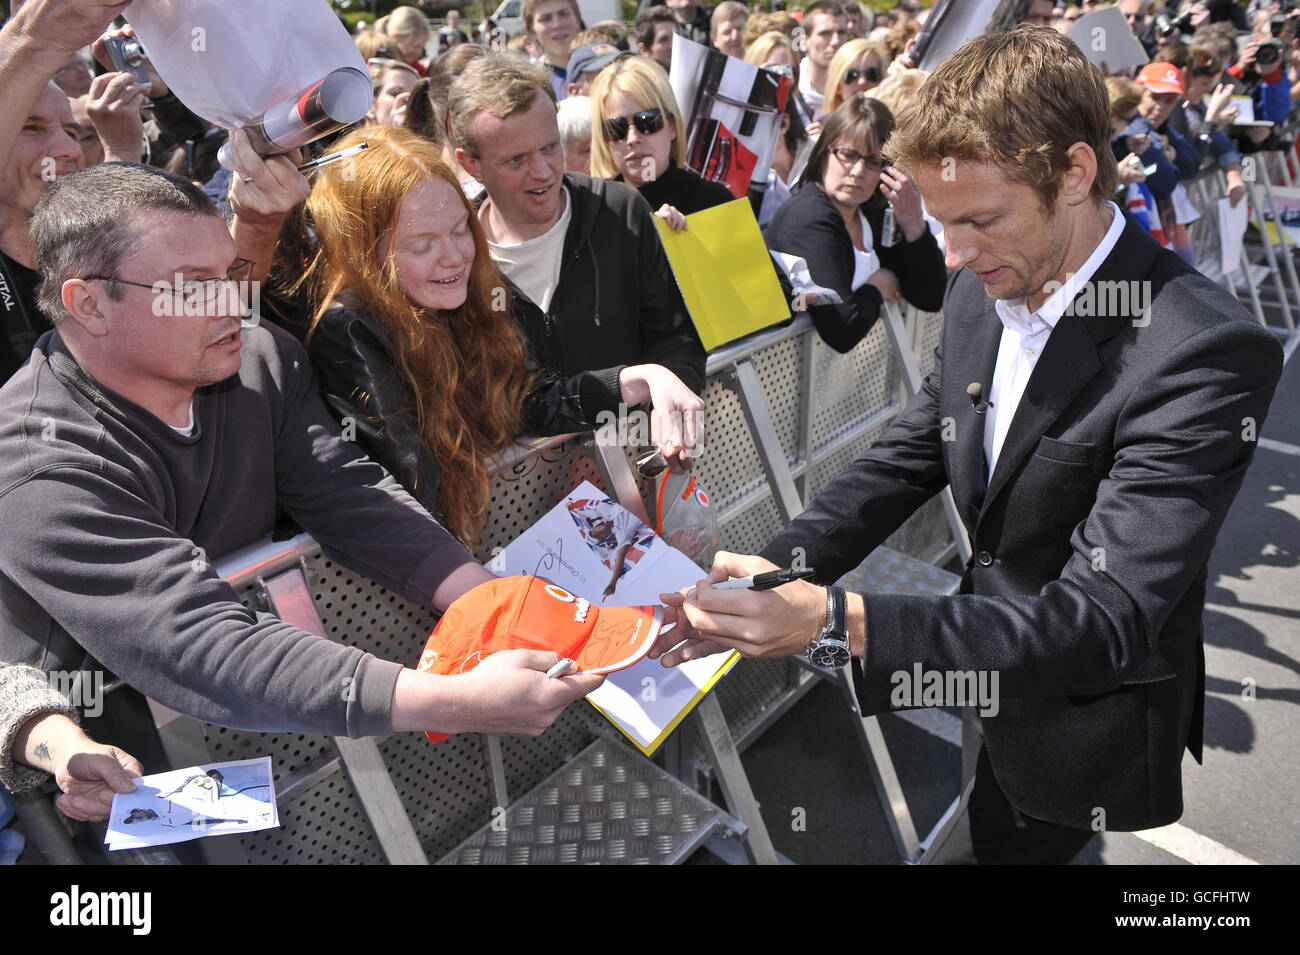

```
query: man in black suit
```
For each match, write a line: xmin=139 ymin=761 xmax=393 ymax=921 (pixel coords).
xmin=654 ymin=28 xmax=1284 ymax=863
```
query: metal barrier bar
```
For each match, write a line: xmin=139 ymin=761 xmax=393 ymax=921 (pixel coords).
xmin=1212 ymin=170 xmax=1269 ymax=325
xmin=1256 ymin=154 xmax=1300 ymax=333
xmin=1243 ymin=176 xmax=1294 ymax=330
xmin=69 ymin=307 xmax=960 ymax=866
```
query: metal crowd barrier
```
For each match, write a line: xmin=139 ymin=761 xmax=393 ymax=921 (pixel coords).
xmin=23 ymin=306 xmax=971 ymax=865
xmin=1182 ymin=126 xmax=1300 ymax=338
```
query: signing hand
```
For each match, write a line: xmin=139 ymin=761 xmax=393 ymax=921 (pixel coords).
xmin=1126 ymin=133 xmax=1152 ymax=157
xmin=618 ymin=363 xmax=706 ymax=471
xmin=658 ymin=551 xmax=828 ymax=663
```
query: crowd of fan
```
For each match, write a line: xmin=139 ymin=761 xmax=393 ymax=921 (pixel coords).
xmin=0 ymin=0 xmax=1294 ymax=858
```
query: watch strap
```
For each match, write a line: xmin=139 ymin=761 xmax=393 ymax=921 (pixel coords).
xmin=825 ymin=585 xmax=847 ymax=637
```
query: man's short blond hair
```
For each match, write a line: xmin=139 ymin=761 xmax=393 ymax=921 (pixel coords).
xmin=712 ymin=1 xmax=748 ymax=33
xmin=886 ymin=27 xmax=1116 ymax=210
xmin=448 ymin=50 xmax=557 ymax=157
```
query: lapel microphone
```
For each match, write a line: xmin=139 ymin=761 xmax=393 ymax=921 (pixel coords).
xmin=967 ymin=382 xmax=993 ymax=415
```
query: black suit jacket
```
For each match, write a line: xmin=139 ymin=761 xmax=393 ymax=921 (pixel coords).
xmin=762 ymin=212 xmax=1283 ymax=830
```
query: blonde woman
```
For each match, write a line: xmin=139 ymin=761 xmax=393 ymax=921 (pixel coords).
xmin=382 ymin=5 xmax=432 ymax=76
xmin=589 ymin=56 xmax=733 ymax=218
xmin=744 ymin=30 xmax=797 ymax=70
xmin=823 ymin=38 xmax=891 ymax=116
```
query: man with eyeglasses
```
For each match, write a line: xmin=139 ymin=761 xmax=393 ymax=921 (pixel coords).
xmin=448 ymin=51 xmax=707 ymax=471
xmin=0 ymin=160 xmax=604 ymax=764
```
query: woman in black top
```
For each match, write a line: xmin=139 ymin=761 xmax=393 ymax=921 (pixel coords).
xmin=298 ymin=127 xmax=594 ymax=544
xmin=764 ymin=93 xmax=945 ymax=352
xmin=588 ymin=56 xmax=734 ymax=216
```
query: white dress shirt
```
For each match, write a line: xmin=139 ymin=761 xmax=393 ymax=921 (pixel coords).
xmin=983 ymin=201 xmax=1125 ymax=480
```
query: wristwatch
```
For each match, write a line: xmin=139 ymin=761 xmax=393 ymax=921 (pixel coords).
xmin=805 ymin=585 xmax=851 ymax=670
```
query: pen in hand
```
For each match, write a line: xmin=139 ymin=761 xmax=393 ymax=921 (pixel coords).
xmin=685 ymin=566 xmax=816 ymax=595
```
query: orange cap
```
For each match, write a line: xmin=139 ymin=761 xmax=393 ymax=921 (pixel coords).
xmin=1136 ymin=62 xmax=1185 ymax=96
xmin=416 ymin=575 xmax=663 ymax=743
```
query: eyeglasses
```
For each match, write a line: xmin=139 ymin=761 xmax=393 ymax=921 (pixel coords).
xmin=844 ymin=66 xmax=882 ymax=85
xmin=830 ymin=146 xmax=886 ymax=172
xmin=602 ymin=108 xmax=665 ymax=142
xmin=84 ymin=258 xmax=255 ymax=313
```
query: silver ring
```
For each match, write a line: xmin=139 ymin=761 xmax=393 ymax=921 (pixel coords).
xmin=242 ymin=176 xmax=254 ymax=184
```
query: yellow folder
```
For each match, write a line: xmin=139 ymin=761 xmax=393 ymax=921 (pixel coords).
xmin=653 ymin=198 xmax=792 ymax=351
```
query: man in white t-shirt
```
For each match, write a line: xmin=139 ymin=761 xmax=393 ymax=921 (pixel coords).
xmin=448 ymin=52 xmax=707 ymax=470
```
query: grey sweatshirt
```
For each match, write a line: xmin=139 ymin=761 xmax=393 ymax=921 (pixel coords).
xmin=0 ymin=323 xmax=474 ymax=738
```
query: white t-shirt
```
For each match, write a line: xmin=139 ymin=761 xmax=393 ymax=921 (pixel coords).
xmin=850 ymin=210 xmax=882 ymax=291
xmin=799 ymin=67 xmax=826 ymax=122
xmin=484 ymin=187 xmax=571 ymax=312
xmin=170 ymin=401 xmax=196 ymax=437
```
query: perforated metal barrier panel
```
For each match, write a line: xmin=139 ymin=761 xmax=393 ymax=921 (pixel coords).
xmin=197 ymin=309 xmax=953 ymax=864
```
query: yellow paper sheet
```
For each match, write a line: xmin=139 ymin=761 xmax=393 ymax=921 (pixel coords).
xmin=654 ymin=198 xmax=791 ymax=351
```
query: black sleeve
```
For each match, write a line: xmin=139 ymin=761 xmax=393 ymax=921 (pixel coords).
xmin=521 ymin=365 xmax=609 ymax=436
xmin=306 ymin=309 xmax=446 ymax=522
xmin=766 ymin=190 xmax=885 ymax=353
xmin=510 ymin=290 xmax=620 ymax=435
xmin=877 ymin=215 xmax=947 ymax=314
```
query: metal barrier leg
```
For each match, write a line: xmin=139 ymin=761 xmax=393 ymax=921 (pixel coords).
xmin=587 ymin=435 xmax=653 ymax=525
xmin=260 ymin=567 xmax=429 ymax=865
xmin=1257 ymin=156 xmax=1300 ymax=332
xmin=1244 ymin=178 xmax=1295 ymax=329
xmin=836 ymin=669 xmax=921 ymax=861
xmin=483 ymin=734 xmax=509 ymax=811
xmin=587 ymin=422 xmax=782 ymax=863
xmin=691 ymin=695 xmax=779 ymax=864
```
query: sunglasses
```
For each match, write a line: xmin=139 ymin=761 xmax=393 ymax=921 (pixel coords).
xmin=602 ymin=108 xmax=665 ymax=142
xmin=845 ymin=66 xmax=882 ymax=85
xmin=830 ymin=146 xmax=886 ymax=172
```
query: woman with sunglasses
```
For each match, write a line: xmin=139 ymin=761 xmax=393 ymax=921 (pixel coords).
xmin=589 ymin=57 xmax=734 ymax=222
xmin=299 ymin=126 xmax=601 ymax=545
xmin=764 ymin=94 xmax=944 ymax=353
xmin=823 ymin=39 xmax=890 ymax=118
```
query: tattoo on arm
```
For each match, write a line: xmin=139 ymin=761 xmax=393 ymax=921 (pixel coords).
xmin=34 ymin=742 xmax=50 ymax=763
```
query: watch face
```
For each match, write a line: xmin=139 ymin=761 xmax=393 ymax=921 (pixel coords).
xmin=810 ymin=641 xmax=851 ymax=670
